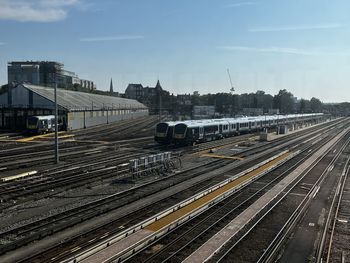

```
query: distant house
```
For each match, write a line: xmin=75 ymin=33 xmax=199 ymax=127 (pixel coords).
xmin=177 ymin=94 xmax=192 ymax=106
xmin=125 ymin=80 xmax=163 ymax=100
xmin=193 ymin=105 xmax=216 ymax=119
xmin=125 ymin=83 xmax=144 ymax=100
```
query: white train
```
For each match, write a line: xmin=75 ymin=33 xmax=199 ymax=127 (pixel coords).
xmin=27 ymin=115 xmax=56 ymax=134
xmin=155 ymin=113 xmax=324 ymax=145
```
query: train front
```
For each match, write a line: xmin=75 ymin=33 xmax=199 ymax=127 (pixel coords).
xmin=26 ymin=116 xmax=40 ymax=134
xmin=173 ymin=123 xmax=189 ymax=144
xmin=155 ymin=122 xmax=172 ymax=144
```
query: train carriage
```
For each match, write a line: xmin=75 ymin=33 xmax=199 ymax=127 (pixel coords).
xmin=173 ymin=119 xmax=231 ymax=145
xmin=26 ymin=115 xmax=56 ymax=134
xmin=155 ymin=113 xmax=324 ymax=145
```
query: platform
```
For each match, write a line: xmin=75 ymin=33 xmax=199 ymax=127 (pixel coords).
xmin=182 ymin=127 xmax=349 ymax=263
xmin=79 ymin=152 xmax=291 ymax=263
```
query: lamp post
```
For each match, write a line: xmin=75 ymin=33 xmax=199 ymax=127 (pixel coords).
xmin=54 ymin=79 xmax=59 ymax=164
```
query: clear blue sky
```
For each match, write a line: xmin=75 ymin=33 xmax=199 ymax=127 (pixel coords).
xmin=0 ymin=0 xmax=349 ymax=102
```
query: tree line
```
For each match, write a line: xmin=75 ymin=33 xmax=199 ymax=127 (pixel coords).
xmin=161 ymin=89 xmax=349 ymax=116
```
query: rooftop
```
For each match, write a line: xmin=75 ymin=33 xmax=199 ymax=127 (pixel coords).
xmin=22 ymin=84 xmax=147 ymax=111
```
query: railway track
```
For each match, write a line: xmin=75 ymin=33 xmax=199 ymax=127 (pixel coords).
xmin=208 ymin=128 xmax=350 ymax=263
xmin=0 ymin=150 xmax=147 ymax=201
xmin=73 ymin=116 xmax=159 ymax=141
xmin=0 ymin=159 xmax=229 ymax=259
xmin=2 ymin=119 xmax=338 ymax=202
xmin=8 ymin=120 xmax=344 ymax=263
xmin=128 ymin=129 xmax=335 ymax=263
xmin=0 ymin=119 xmax=343 ymax=262
xmin=316 ymin=152 xmax=350 ymax=263
xmin=0 ymin=136 xmax=154 ymax=172
xmin=0 ymin=116 xmax=159 ymax=172
xmin=0 ymin=119 xmax=339 ymax=203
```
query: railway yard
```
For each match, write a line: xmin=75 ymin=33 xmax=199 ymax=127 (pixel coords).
xmin=0 ymin=115 xmax=349 ymax=263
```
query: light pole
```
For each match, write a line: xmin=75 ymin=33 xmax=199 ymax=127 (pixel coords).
xmin=54 ymin=79 xmax=59 ymax=164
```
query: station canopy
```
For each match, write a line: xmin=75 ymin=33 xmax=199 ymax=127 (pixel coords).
xmin=24 ymin=84 xmax=147 ymax=111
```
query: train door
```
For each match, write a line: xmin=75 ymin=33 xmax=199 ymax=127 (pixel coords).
xmin=199 ymin=126 xmax=204 ymax=140
xmin=219 ymin=124 xmax=222 ymax=134
xmin=248 ymin=121 xmax=252 ymax=131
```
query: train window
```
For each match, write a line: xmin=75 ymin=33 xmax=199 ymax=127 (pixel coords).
xmin=28 ymin=117 xmax=37 ymax=126
xmin=204 ymin=125 xmax=218 ymax=133
xmin=175 ymin=124 xmax=187 ymax=134
xmin=157 ymin=123 xmax=168 ymax=133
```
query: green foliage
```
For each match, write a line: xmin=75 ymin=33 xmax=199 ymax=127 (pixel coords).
xmin=273 ymin=89 xmax=295 ymax=114
xmin=0 ymin=84 xmax=9 ymax=95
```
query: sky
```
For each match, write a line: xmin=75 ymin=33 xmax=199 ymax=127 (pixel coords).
xmin=0 ymin=0 xmax=349 ymax=102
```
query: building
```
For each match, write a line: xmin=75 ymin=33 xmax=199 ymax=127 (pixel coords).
xmin=125 ymin=83 xmax=144 ymax=100
xmin=125 ymin=80 xmax=168 ymax=114
xmin=268 ymin=108 xmax=280 ymax=115
xmin=193 ymin=105 xmax=216 ymax=119
xmin=0 ymin=83 xmax=148 ymax=130
xmin=8 ymin=61 xmax=96 ymax=90
xmin=177 ymin=94 xmax=192 ymax=106
xmin=125 ymin=80 xmax=163 ymax=101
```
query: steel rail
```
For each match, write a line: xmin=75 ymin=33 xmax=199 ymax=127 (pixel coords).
xmin=215 ymin=129 xmax=350 ymax=263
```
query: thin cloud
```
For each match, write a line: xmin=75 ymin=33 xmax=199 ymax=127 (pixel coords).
xmin=0 ymin=42 xmax=5 ymax=45
xmin=0 ymin=0 xmax=81 ymax=22
xmin=226 ymin=2 xmax=256 ymax=7
xmin=80 ymin=36 xmax=145 ymax=42
xmin=249 ymin=23 xmax=343 ymax=32
xmin=218 ymin=46 xmax=318 ymax=55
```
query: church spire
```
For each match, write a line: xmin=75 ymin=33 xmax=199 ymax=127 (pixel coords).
xmin=155 ymin=79 xmax=162 ymax=90
xmin=110 ymin=78 xmax=113 ymax=93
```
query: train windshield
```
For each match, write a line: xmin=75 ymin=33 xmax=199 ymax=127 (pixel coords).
xmin=27 ymin=117 xmax=38 ymax=126
xmin=156 ymin=123 xmax=168 ymax=133
xmin=174 ymin=123 xmax=187 ymax=134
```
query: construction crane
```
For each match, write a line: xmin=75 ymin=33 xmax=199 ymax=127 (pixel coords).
xmin=227 ymin=68 xmax=235 ymax=93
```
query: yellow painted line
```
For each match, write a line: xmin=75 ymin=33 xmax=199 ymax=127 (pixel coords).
xmin=145 ymin=152 xmax=290 ymax=232
xmin=16 ymin=131 xmax=67 ymax=142
xmin=200 ymin=154 xmax=244 ymax=161
xmin=0 ymin=139 xmax=34 ymax=143
xmin=36 ymin=134 xmax=75 ymax=140
xmin=58 ymin=134 xmax=75 ymax=139
xmin=1 ymin=171 xmax=38 ymax=182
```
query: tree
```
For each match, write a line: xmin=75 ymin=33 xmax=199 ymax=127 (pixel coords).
xmin=310 ymin=97 xmax=322 ymax=112
xmin=273 ymin=89 xmax=295 ymax=114
xmin=0 ymin=84 xmax=9 ymax=95
xmin=299 ymin=99 xmax=310 ymax=113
